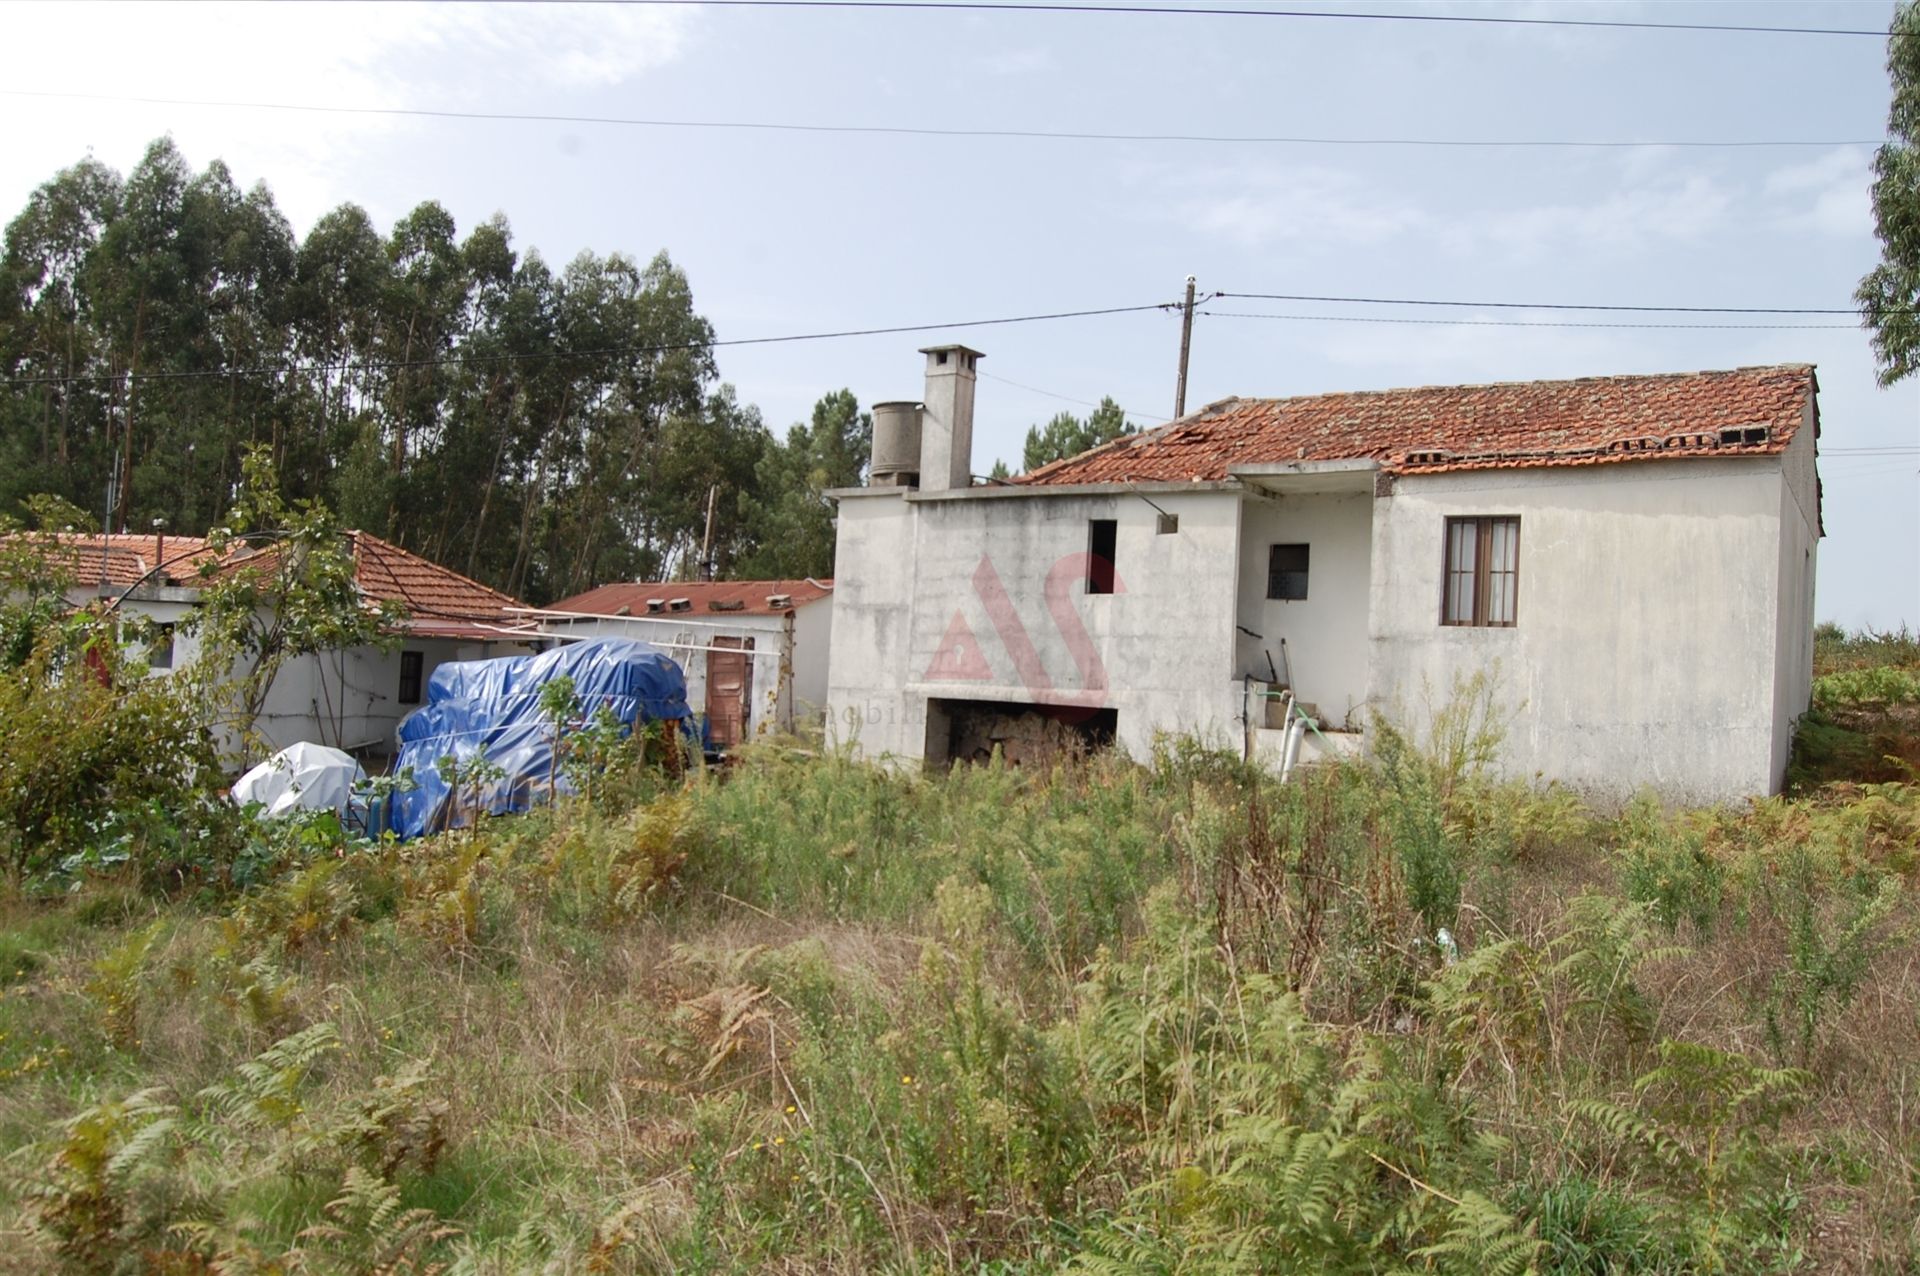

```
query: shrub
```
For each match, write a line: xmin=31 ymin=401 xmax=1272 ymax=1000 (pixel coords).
xmin=0 ymin=619 xmax=229 ymax=883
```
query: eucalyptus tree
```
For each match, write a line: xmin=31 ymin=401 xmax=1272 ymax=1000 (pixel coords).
xmin=1859 ymin=0 xmax=1920 ymax=383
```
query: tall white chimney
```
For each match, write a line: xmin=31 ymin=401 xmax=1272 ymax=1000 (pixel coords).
xmin=917 ymin=344 xmax=983 ymax=492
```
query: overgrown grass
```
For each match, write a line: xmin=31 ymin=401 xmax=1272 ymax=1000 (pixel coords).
xmin=1792 ymin=624 xmax=1920 ymax=791
xmin=0 ymin=713 xmax=1916 ymax=1272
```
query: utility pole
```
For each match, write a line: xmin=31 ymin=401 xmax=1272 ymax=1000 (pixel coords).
xmin=699 ymin=484 xmax=718 ymax=582
xmin=1173 ymin=274 xmax=1197 ymax=420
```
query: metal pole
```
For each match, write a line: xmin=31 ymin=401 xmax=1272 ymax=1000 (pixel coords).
xmin=1173 ymin=274 xmax=1197 ymax=419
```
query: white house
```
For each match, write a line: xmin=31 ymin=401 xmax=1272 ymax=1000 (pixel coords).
xmin=18 ymin=530 xmax=543 ymax=763
xmin=825 ymin=346 xmax=1820 ymax=802
xmin=535 ymin=579 xmax=834 ymax=746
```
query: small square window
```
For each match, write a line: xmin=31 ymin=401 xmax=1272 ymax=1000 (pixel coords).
xmin=1267 ymin=544 xmax=1309 ymax=600
xmin=1087 ymin=519 xmax=1117 ymax=594
xmin=1156 ymin=511 xmax=1179 ymax=535
xmin=398 ymin=650 xmax=425 ymax=705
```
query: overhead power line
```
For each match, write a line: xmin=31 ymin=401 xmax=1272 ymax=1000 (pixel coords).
xmin=1218 ymin=291 xmax=1871 ymax=316
xmin=0 ymin=89 xmax=1879 ymax=151
xmin=0 ymin=301 xmax=1181 ymax=389
xmin=189 ymin=0 xmax=1900 ymax=39
xmin=1203 ymin=310 xmax=1859 ymax=331
xmin=979 ymin=370 xmax=1167 ymax=424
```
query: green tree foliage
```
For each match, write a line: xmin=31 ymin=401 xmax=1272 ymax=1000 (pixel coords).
xmin=1858 ymin=0 xmax=1920 ymax=384
xmin=1020 ymin=395 xmax=1136 ymax=472
xmin=188 ymin=447 xmax=397 ymax=752
xmin=0 ymin=139 xmax=854 ymax=602
xmin=735 ymin=389 xmax=869 ymax=580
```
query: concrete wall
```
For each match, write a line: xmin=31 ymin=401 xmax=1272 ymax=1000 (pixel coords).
xmin=1770 ymin=414 xmax=1821 ymax=789
xmin=827 ymin=486 xmax=1245 ymax=763
xmin=253 ymin=637 xmax=537 ymax=762
xmin=790 ymin=597 xmax=833 ymax=715
xmin=826 ymin=491 xmax=924 ymax=759
xmin=1367 ymin=457 xmax=1797 ymax=802
xmin=1234 ymin=491 xmax=1374 ymax=728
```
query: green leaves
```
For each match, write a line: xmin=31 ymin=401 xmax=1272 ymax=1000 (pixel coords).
xmin=0 ymin=141 xmax=838 ymax=606
xmin=1021 ymin=396 xmax=1137 ymax=473
xmin=1858 ymin=2 xmax=1920 ymax=384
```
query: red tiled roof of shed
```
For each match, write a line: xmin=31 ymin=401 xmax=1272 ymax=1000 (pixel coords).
xmin=206 ymin=532 xmax=535 ymax=640
xmin=550 ymin=578 xmax=833 ymax=617
xmin=2 ymin=533 xmax=217 ymax=588
xmin=1019 ymin=364 xmax=1817 ymax=486
xmin=347 ymin=532 xmax=528 ymax=629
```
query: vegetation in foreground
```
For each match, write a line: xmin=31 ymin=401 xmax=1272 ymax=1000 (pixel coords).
xmin=0 ymin=637 xmax=1916 ymax=1275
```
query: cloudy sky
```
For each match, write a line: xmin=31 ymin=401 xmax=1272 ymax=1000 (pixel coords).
xmin=3 ymin=0 xmax=1915 ymax=627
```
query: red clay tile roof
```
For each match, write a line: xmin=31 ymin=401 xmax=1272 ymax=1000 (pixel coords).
xmin=549 ymin=578 xmax=834 ymax=617
xmin=1019 ymin=364 xmax=1817 ymax=485
xmin=346 ymin=532 xmax=530 ymax=636
xmin=2 ymin=533 xmax=217 ymax=588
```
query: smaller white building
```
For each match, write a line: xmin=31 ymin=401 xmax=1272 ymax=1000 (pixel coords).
xmin=534 ymin=579 xmax=834 ymax=746
xmin=14 ymin=530 xmax=543 ymax=765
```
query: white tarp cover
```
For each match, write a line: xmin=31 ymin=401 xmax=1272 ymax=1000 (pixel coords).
xmin=232 ymin=742 xmax=368 ymax=820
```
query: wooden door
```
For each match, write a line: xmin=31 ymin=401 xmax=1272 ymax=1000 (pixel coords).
xmin=705 ymin=637 xmax=754 ymax=748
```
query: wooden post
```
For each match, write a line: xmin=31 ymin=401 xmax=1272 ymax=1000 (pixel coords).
xmin=1173 ymin=274 xmax=1197 ymax=420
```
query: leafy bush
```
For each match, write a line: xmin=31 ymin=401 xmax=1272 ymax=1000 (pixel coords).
xmin=1812 ymin=665 xmax=1920 ymax=710
xmin=0 ymin=618 xmax=232 ymax=882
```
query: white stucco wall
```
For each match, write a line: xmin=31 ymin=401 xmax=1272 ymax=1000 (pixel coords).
xmin=827 ymin=486 xmax=1245 ymax=762
xmin=790 ymin=597 xmax=833 ymax=716
xmin=826 ymin=491 xmax=924 ymax=759
xmin=1367 ymin=457 xmax=1800 ymax=802
xmin=1770 ymin=415 xmax=1820 ymax=789
xmin=252 ymin=637 xmax=538 ymax=761
xmin=1234 ymin=491 xmax=1374 ymax=728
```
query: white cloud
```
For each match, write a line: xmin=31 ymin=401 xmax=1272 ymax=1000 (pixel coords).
xmin=973 ymin=47 xmax=1056 ymax=76
xmin=1163 ymin=163 xmax=1431 ymax=249
xmin=0 ymin=1 xmax=695 ymax=229
xmin=1764 ymin=145 xmax=1875 ymax=238
xmin=1447 ymin=175 xmax=1733 ymax=262
xmin=1301 ymin=313 xmax=1631 ymax=384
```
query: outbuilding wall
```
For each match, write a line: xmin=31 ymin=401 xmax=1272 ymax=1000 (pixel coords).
xmin=1770 ymin=413 xmax=1821 ymax=791
xmin=253 ymin=637 xmax=539 ymax=762
xmin=540 ymin=612 xmax=796 ymax=738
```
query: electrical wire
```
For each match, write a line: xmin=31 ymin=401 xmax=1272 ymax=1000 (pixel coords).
xmin=1202 ymin=309 xmax=1860 ymax=330
xmin=0 ymin=300 xmax=1182 ymax=389
xmin=0 ymin=89 xmax=1879 ymax=151
xmin=163 ymin=0 xmax=1902 ymax=40
xmin=978 ymin=371 xmax=1167 ymax=424
xmin=1217 ymin=291 xmax=1871 ymax=315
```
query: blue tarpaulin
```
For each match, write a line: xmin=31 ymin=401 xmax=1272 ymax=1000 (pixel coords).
xmin=386 ymin=637 xmax=692 ymax=839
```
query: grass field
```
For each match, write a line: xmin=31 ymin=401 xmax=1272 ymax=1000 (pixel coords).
xmin=0 ymin=634 xmax=1916 ymax=1273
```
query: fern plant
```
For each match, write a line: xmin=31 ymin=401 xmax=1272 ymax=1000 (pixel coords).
xmin=84 ymin=919 xmax=164 ymax=1051
xmin=295 ymin=1164 xmax=459 ymax=1275
xmin=20 ymin=1087 xmax=183 ymax=1269
xmin=1550 ymin=894 xmax=1689 ymax=1047
xmin=1571 ymin=1040 xmax=1810 ymax=1271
